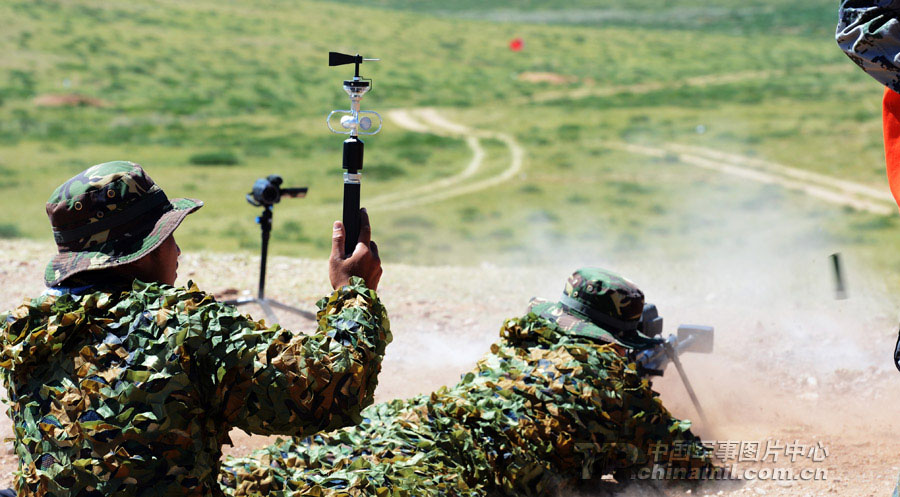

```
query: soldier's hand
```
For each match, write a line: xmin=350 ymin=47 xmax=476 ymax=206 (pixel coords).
xmin=329 ymin=208 xmax=383 ymax=290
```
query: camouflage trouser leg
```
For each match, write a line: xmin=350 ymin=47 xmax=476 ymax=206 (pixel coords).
xmin=219 ymin=395 xmax=486 ymax=497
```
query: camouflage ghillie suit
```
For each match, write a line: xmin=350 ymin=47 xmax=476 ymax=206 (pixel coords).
xmin=0 ymin=278 xmax=390 ymax=496
xmin=837 ymin=0 xmax=900 ymax=90
xmin=221 ymin=269 xmax=714 ymax=496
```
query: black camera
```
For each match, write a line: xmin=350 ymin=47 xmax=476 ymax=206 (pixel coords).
xmin=246 ymin=175 xmax=307 ymax=207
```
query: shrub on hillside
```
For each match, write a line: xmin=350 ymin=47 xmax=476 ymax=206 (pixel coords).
xmin=189 ymin=151 xmax=240 ymax=166
xmin=0 ymin=224 xmax=21 ymax=239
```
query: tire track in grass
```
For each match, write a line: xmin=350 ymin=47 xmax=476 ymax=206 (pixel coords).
xmin=667 ymin=143 xmax=894 ymax=204
xmin=524 ymin=63 xmax=892 ymax=213
xmin=602 ymin=141 xmax=896 ymax=215
xmin=525 ymin=64 xmax=850 ymax=104
xmin=376 ymin=61 xmax=885 ymax=216
xmin=373 ymin=109 xmax=484 ymax=205
xmin=371 ymin=108 xmax=524 ymax=211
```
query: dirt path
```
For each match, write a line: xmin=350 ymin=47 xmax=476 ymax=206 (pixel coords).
xmin=376 ymin=109 xmax=485 ymax=204
xmin=668 ymin=143 xmax=893 ymax=203
xmin=385 ymin=105 xmax=895 ymax=218
xmin=604 ymin=141 xmax=897 ymax=215
xmin=524 ymin=63 xmax=851 ymax=104
xmin=370 ymin=107 xmax=524 ymax=210
xmin=383 ymin=99 xmax=893 ymax=217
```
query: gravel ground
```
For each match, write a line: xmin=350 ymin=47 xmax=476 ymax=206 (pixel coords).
xmin=1 ymin=238 xmax=898 ymax=496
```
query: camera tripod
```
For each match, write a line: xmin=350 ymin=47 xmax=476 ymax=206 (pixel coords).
xmin=224 ymin=186 xmax=315 ymax=324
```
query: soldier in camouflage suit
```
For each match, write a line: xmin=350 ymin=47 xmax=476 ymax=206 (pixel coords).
xmin=220 ymin=268 xmax=715 ymax=496
xmin=0 ymin=161 xmax=387 ymax=496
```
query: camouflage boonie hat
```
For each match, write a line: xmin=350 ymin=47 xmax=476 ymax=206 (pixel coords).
xmin=529 ymin=268 xmax=661 ymax=349
xmin=44 ymin=161 xmax=202 ymax=286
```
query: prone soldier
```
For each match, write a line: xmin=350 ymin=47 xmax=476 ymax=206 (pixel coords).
xmin=221 ymin=268 xmax=715 ymax=496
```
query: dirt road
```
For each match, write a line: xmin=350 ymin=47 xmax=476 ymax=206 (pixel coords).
xmin=371 ymin=108 xmax=524 ymax=211
xmin=605 ymin=141 xmax=897 ymax=215
xmin=383 ymin=108 xmax=895 ymax=217
xmin=523 ymin=64 xmax=851 ymax=105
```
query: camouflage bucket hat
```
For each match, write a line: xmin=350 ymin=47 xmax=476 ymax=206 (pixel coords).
xmin=529 ymin=267 xmax=660 ymax=349
xmin=44 ymin=161 xmax=202 ymax=287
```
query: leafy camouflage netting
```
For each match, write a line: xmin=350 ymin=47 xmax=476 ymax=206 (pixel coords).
xmin=0 ymin=277 xmax=390 ymax=496
xmin=221 ymin=311 xmax=713 ymax=496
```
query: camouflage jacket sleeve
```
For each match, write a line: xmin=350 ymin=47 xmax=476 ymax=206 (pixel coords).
xmin=837 ymin=0 xmax=900 ymax=90
xmin=200 ymin=276 xmax=392 ymax=437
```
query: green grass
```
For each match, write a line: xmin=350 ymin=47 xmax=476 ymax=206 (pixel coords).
xmin=1 ymin=0 xmax=899 ymax=286
xmin=323 ymin=0 xmax=834 ymax=35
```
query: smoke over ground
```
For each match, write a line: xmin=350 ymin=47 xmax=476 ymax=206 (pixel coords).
xmin=446 ymin=144 xmax=900 ymax=495
xmin=536 ymin=165 xmax=900 ymax=495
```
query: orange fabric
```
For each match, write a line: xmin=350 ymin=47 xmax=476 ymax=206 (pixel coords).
xmin=883 ymin=86 xmax=900 ymax=209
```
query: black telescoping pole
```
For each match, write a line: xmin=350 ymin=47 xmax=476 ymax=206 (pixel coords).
xmin=342 ymin=135 xmax=364 ymax=255
xmin=257 ymin=205 xmax=273 ymax=300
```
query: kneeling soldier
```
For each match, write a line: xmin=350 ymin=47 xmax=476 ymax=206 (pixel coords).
xmin=0 ymin=161 xmax=388 ymax=496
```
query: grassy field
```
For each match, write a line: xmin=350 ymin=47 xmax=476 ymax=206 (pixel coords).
xmin=330 ymin=0 xmax=834 ymax=35
xmin=0 ymin=0 xmax=896 ymax=277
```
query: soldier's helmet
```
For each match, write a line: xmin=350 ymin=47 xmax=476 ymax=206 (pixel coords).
xmin=44 ymin=161 xmax=203 ymax=287
xmin=529 ymin=267 xmax=661 ymax=349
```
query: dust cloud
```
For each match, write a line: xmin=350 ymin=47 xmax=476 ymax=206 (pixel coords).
xmin=520 ymin=164 xmax=900 ymax=495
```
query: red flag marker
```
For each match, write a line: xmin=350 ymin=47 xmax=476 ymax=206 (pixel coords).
xmin=509 ymin=37 xmax=524 ymax=52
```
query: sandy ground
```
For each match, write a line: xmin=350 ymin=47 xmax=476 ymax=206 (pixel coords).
xmin=1 ymin=238 xmax=899 ymax=496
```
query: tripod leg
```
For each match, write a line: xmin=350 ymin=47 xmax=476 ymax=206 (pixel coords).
xmin=223 ymin=297 xmax=254 ymax=306
xmin=266 ymin=299 xmax=316 ymax=320
xmin=258 ymin=300 xmax=280 ymax=325
xmin=664 ymin=343 xmax=710 ymax=427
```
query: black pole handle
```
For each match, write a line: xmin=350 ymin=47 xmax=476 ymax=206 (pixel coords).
xmin=343 ymin=183 xmax=360 ymax=256
xmin=341 ymin=136 xmax=364 ymax=256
